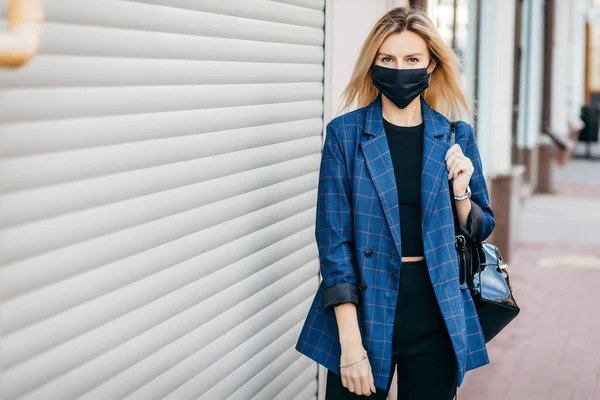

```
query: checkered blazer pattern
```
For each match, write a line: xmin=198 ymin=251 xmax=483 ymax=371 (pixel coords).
xmin=295 ymin=95 xmax=495 ymax=391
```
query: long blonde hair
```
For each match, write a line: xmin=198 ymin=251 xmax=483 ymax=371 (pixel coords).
xmin=341 ymin=7 xmax=470 ymax=120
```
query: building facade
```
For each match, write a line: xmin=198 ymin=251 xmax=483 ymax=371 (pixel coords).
xmin=409 ymin=0 xmax=589 ymax=263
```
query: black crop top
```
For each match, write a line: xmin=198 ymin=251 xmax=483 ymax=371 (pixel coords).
xmin=383 ymin=119 xmax=425 ymax=257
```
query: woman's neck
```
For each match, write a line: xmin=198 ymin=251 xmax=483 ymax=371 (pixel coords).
xmin=381 ymin=95 xmax=423 ymax=127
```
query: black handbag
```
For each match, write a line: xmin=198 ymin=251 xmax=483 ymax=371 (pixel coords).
xmin=449 ymin=122 xmax=520 ymax=343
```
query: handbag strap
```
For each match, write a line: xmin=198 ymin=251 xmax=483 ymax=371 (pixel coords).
xmin=448 ymin=121 xmax=461 ymax=236
xmin=448 ymin=122 xmax=470 ymax=286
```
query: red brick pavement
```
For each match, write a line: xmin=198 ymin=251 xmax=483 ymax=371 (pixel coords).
xmin=459 ymin=242 xmax=600 ymax=400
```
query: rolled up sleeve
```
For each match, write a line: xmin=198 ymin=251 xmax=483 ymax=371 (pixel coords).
xmin=458 ymin=200 xmax=484 ymax=239
xmin=315 ymin=121 xmax=359 ymax=310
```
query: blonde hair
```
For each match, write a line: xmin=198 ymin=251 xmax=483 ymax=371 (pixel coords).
xmin=340 ymin=7 xmax=470 ymax=120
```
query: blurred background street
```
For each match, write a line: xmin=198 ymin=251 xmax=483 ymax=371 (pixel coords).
xmin=460 ymin=146 xmax=600 ymax=400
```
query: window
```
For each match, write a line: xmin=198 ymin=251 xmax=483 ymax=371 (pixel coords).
xmin=427 ymin=0 xmax=479 ymax=121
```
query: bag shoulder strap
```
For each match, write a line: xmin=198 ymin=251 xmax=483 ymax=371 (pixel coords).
xmin=449 ymin=121 xmax=457 ymax=147
xmin=448 ymin=121 xmax=461 ymax=236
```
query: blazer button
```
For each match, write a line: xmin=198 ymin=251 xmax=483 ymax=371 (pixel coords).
xmin=359 ymin=282 xmax=368 ymax=291
xmin=364 ymin=249 xmax=373 ymax=258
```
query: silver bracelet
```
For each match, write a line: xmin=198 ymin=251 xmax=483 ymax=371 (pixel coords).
xmin=339 ymin=353 xmax=368 ymax=368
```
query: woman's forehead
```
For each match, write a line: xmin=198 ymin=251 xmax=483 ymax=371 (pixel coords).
xmin=378 ymin=31 xmax=429 ymax=57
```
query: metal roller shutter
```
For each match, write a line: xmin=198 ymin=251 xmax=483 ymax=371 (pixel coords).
xmin=0 ymin=0 xmax=324 ymax=399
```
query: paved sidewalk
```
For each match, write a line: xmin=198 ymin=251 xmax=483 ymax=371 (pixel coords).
xmin=459 ymin=159 xmax=600 ymax=400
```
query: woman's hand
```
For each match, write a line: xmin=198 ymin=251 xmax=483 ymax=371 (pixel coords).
xmin=445 ymin=144 xmax=474 ymax=196
xmin=339 ymin=342 xmax=376 ymax=396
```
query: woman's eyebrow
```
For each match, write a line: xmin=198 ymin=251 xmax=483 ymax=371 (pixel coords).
xmin=376 ymin=52 xmax=425 ymax=58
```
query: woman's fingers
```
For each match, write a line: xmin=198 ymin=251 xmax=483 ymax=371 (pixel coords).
xmin=446 ymin=145 xmax=470 ymax=178
xmin=369 ymin=365 xmax=375 ymax=390
xmin=353 ymin=374 xmax=364 ymax=395
xmin=446 ymin=154 xmax=458 ymax=174
xmin=339 ymin=349 xmax=374 ymax=396
xmin=353 ymin=370 xmax=370 ymax=396
xmin=448 ymin=157 xmax=464 ymax=179
xmin=360 ymin=360 xmax=374 ymax=396
xmin=346 ymin=378 xmax=355 ymax=394
xmin=361 ymin=370 xmax=373 ymax=396
xmin=446 ymin=152 xmax=467 ymax=177
xmin=341 ymin=363 xmax=374 ymax=396
xmin=448 ymin=157 xmax=473 ymax=180
xmin=445 ymin=144 xmax=463 ymax=160
xmin=452 ymin=159 xmax=466 ymax=177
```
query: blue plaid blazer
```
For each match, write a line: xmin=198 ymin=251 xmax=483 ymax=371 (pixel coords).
xmin=295 ymin=95 xmax=495 ymax=391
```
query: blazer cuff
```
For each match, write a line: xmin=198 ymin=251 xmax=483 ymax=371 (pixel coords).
xmin=323 ymin=282 xmax=359 ymax=310
xmin=459 ymin=200 xmax=483 ymax=240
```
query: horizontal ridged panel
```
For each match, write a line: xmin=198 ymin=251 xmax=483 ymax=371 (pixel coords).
xmin=1 ymin=154 xmax=320 ymax=269
xmin=2 ymin=180 xmax=317 ymax=301
xmin=76 ymin=259 xmax=317 ymax=399
xmin=0 ymin=101 xmax=323 ymax=157
xmin=0 ymin=82 xmax=323 ymax=123
xmin=0 ymin=57 xmax=324 ymax=88
xmin=229 ymin=347 xmax=304 ymax=400
xmin=197 ymin=323 xmax=308 ymax=399
xmin=43 ymin=1 xmax=323 ymax=45
xmin=37 ymin=22 xmax=323 ymax=63
xmin=274 ymin=359 xmax=318 ymax=400
xmin=0 ymin=1 xmax=324 ymax=399
xmin=1 ymin=122 xmax=322 ymax=225
xmin=1 ymin=121 xmax=321 ymax=193
xmin=254 ymin=356 xmax=317 ymax=400
xmin=3 ymin=268 xmax=319 ymax=399
xmin=293 ymin=380 xmax=319 ymax=400
xmin=2 ymin=140 xmax=320 ymax=265
xmin=3 ymin=199 xmax=316 ymax=336
xmin=127 ymin=283 xmax=316 ymax=400
xmin=134 ymin=0 xmax=325 ymax=28
xmin=146 ymin=294 xmax=317 ymax=400
xmin=3 ymin=185 xmax=318 ymax=340
xmin=2 ymin=153 xmax=320 ymax=234
xmin=271 ymin=0 xmax=325 ymax=10
xmin=4 ymin=223 xmax=315 ymax=380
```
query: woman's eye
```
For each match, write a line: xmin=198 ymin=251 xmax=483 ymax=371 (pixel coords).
xmin=382 ymin=57 xmax=392 ymax=63
xmin=408 ymin=57 xmax=419 ymax=63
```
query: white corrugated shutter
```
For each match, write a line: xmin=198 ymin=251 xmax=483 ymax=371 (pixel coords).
xmin=0 ymin=0 xmax=324 ymax=399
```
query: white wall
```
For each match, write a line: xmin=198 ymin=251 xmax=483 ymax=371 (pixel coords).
xmin=518 ymin=0 xmax=545 ymax=150
xmin=550 ymin=0 xmax=586 ymax=135
xmin=476 ymin=0 xmax=516 ymax=176
xmin=589 ymin=22 xmax=600 ymax=93
xmin=516 ymin=0 xmax=531 ymax=150
xmin=463 ymin=0 xmax=480 ymax=122
xmin=550 ymin=0 xmax=569 ymax=135
xmin=518 ymin=0 xmax=586 ymax=151
xmin=568 ymin=0 xmax=587 ymax=128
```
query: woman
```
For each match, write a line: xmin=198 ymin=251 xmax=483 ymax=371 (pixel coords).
xmin=295 ymin=6 xmax=495 ymax=399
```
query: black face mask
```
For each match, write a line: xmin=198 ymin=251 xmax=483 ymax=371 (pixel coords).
xmin=371 ymin=65 xmax=430 ymax=109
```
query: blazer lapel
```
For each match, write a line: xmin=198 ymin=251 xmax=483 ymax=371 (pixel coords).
xmin=420 ymin=97 xmax=451 ymax=230
xmin=360 ymin=96 xmax=402 ymax=256
xmin=358 ymin=96 xmax=451 ymax=256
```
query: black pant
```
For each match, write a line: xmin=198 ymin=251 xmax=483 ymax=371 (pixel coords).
xmin=326 ymin=260 xmax=458 ymax=399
